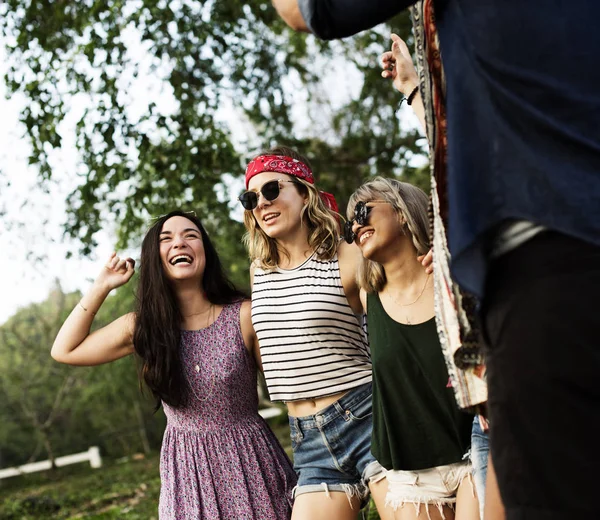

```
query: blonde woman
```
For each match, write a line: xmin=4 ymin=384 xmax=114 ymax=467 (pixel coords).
xmin=346 ymin=177 xmax=477 ymax=520
xmin=240 ymin=146 xmax=396 ymax=520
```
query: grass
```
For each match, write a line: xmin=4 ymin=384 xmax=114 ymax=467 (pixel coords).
xmin=0 ymin=455 xmax=161 ymax=519
xmin=0 ymin=421 xmax=381 ymax=519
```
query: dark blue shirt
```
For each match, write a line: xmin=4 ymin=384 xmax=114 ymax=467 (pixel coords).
xmin=300 ymin=0 xmax=600 ymax=297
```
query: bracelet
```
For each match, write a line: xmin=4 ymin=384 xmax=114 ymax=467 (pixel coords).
xmin=406 ymin=85 xmax=419 ymax=105
xmin=78 ymin=301 xmax=96 ymax=316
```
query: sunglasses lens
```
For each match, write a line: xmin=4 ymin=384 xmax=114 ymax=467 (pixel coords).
xmin=239 ymin=180 xmax=282 ymax=211
xmin=239 ymin=192 xmax=258 ymax=210
xmin=343 ymin=220 xmax=356 ymax=244
xmin=355 ymin=201 xmax=371 ymax=226
xmin=261 ymin=180 xmax=280 ymax=201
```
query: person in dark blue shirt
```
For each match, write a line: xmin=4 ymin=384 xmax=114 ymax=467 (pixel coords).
xmin=272 ymin=2 xmax=600 ymax=519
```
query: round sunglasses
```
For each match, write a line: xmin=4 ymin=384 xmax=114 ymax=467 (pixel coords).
xmin=343 ymin=200 xmax=389 ymax=243
xmin=238 ymin=179 xmax=297 ymax=211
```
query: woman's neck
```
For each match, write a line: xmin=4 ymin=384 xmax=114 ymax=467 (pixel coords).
xmin=381 ymin=246 xmax=428 ymax=293
xmin=276 ymin=231 xmax=313 ymax=269
xmin=174 ymin=285 xmax=211 ymax=317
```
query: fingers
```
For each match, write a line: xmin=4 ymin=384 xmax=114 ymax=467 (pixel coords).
xmin=423 ymin=249 xmax=434 ymax=265
xmin=419 ymin=249 xmax=434 ymax=275
xmin=107 ymin=252 xmax=120 ymax=270
xmin=391 ymin=33 xmax=410 ymax=57
xmin=124 ymin=258 xmax=136 ymax=281
xmin=114 ymin=258 xmax=129 ymax=272
xmin=381 ymin=50 xmax=395 ymax=69
xmin=107 ymin=253 xmax=136 ymax=274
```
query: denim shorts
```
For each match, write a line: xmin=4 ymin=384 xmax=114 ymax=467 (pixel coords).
xmin=471 ymin=415 xmax=490 ymax=518
xmin=288 ymin=382 xmax=385 ymax=503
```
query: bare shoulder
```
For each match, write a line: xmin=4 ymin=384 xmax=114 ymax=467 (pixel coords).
xmin=240 ymin=299 xmax=252 ymax=324
xmin=337 ymin=240 xmax=362 ymax=265
xmin=337 ymin=240 xmax=361 ymax=286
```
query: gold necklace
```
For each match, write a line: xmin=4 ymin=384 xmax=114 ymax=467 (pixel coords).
xmin=183 ymin=303 xmax=213 ymax=318
xmin=387 ymin=274 xmax=431 ymax=307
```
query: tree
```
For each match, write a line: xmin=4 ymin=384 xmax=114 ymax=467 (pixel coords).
xmin=1 ymin=1 xmax=427 ymax=280
xmin=0 ymin=280 xmax=161 ymax=468
xmin=0 ymin=282 xmax=86 ymax=467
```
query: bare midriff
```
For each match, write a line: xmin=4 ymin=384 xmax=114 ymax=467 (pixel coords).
xmin=286 ymin=390 xmax=348 ymax=417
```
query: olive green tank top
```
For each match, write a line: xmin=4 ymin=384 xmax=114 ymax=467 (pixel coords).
xmin=367 ymin=293 xmax=472 ymax=471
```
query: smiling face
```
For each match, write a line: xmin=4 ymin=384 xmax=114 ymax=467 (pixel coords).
xmin=159 ymin=216 xmax=206 ymax=282
xmin=247 ymin=171 xmax=308 ymax=240
xmin=352 ymin=201 xmax=407 ymax=262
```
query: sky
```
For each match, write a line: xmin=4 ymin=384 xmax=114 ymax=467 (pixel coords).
xmin=0 ymin=35 xmax=422 ymax=326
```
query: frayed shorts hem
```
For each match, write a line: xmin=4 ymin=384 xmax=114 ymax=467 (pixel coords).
xmin=292 ymin=481 xmax=369 ymax=509
xmin=384 ymin=499 xmax=456 ymax=520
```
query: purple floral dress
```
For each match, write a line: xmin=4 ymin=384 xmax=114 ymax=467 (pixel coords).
xmin=159 ymin=302 xmax=296 ymax=519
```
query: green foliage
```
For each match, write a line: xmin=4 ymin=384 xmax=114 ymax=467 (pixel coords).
xmin=1 ymin=1 xmax=427 ymax=283
xmin=0 ymin=282 xmax=161 ymax=468
xmin=0 ymin=455 xmax=161 ymax=519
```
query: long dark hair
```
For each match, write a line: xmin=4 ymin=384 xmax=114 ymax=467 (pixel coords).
xmin=133 ymin=211 xmax=247 ymax=410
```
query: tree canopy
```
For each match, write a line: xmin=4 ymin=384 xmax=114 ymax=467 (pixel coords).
xmin=1 ymin=0 xmax=426 ymax=286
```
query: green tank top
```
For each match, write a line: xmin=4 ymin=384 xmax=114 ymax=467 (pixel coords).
xmin=367 ymin=293 xmax=473 ymax=471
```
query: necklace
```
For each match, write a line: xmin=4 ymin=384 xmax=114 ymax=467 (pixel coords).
xmin=183 ymin=303 xmax=213 ymax=318
xmin=387 ymin=274 xmax=431 ymax=307
xmin=184 ymin=305 xmax=218 ymax=403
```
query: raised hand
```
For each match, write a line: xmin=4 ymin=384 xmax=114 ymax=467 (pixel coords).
xmin=95 ymin=252 xmax=136 ymax=292
xmin=381 ymin=33 xmax=419 ymax=97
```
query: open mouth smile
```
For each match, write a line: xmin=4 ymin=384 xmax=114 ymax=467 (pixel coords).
xmin=169 ymin=254 xmax=193 ymax=265
xmin=358 ymin=230 xmax=374 ymax=244
xmin=262 ymin=212 xmax=280 ymax=223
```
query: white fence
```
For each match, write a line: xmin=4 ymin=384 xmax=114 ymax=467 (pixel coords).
xmin=258 ymin=406 xmax=283 ymax=420
xmin=0 ymin=446 xmax=102 ymax=480
xmin=0 ymin=410 xmax=282 ymax=480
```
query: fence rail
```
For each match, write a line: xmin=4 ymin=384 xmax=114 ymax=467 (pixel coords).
xmin=0 ymin=446 xmax=102 ymax=480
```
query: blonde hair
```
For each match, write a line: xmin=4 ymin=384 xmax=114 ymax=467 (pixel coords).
xmin=347 ymin=177 xmax=430 ymax=293
xmin=242 ymin=148 xmax=340 ymax=270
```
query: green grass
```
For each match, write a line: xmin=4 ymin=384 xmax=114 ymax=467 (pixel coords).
xmin=0 ymin=420 xmax=381 ymax=519
xmin=0 ymin=455 xmax=161 ymax=519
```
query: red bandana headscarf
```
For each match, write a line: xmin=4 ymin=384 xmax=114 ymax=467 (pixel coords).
xmin=245 ymin=154 xmax=339 ymax=214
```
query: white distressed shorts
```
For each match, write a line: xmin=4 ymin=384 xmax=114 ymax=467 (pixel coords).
xmin=384 ymin=460 xmax=472 ymax=519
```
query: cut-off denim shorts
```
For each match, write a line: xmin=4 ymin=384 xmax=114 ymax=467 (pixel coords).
xmin=288 ymin=382 xmax=385 ymax=506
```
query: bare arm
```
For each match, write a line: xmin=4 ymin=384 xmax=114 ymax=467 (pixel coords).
xmin=337 ymin=240 xmax=364 ymax=315
xmin=51 ymin=253 xmax=136 ymax=366
xmin=240 ymin=299 xmax=263 ymax=372
xmin=272 ymin=0 xmax=309 ymax=32
xmin=359 ymin=288 xmax=367 ymax=314
xmin=381 ymin=33 xmax=427 ymax=134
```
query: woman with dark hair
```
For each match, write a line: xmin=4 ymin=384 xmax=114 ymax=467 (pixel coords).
xmin=51 ymin=210 xmax=296 ymax=520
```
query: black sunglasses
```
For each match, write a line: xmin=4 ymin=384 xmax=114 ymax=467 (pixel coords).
xmin=343 ymin=201 xmax=373 ymax=244
xmin=238 ymin=179 xmax=297 ymax=211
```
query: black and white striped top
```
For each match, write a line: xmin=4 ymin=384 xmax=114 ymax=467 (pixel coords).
xmin=252 ymin=251 xmax=372 ymax=402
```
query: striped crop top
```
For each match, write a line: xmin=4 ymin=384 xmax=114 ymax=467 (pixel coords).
xmin=251 ymin=251 xmax=372 ymax=402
